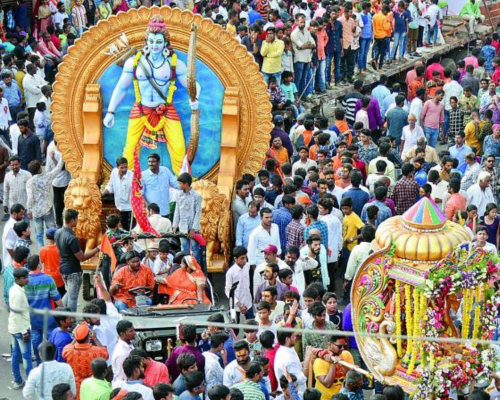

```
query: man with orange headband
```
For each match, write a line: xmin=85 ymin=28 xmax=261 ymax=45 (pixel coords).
xmin=62 ymin=322 xmax=108 ymax=399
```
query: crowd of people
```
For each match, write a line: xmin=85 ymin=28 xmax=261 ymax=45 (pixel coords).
xmin=1 ymin=0 xmax=500 ymax=399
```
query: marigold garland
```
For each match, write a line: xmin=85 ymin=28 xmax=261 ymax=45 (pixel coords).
xmin=472 ymin=305 xmax=481 ymax=344
xmin=407 ymin=288 xmax=420 ymax=375
xmin=395 ymin=280 xmax=402 ymax=357
xmin=462 ymin=288 xmax=473 ymax=340
xmin=405 ymin=284 xmax=413 ymax=353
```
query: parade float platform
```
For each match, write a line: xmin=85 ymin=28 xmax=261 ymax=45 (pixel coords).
xmin=351 ymin=198 xmax=500 ymax=397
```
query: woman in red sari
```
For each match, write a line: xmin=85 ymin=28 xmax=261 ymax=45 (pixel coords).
xmin=156 ymin=256 xmax=211 ymax=305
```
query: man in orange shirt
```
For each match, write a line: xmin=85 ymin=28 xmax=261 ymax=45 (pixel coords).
xmin=332 ymin=141 xmax=348 ymax=172
xmin=426 ymin=70 xmax=445 ymax=99
xmin=445 ymin=179 xmax=467 ymax=221
xmin=408 ymin=66 xmax=425 ymax=102
xmin=62 ymin=322 xmax=108 ymax=400
xmin=372 ymin=6 xmax=391 ymax=70
xmin=110 ymin=250 xmax=155 ymax=311
xmin=39 ymin=228 xmax=65 ymax=296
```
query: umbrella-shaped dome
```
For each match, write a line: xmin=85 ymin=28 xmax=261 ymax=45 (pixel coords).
xmin=374 ymin=198 xmax=471 ymax=262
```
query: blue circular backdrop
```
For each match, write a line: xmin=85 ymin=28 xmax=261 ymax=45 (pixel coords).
xmin=99 ymin=50 xmax=224 ymax=178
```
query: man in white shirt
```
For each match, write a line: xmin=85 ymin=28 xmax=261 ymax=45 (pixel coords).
xmin=3 ymin=156 xmax=31 ymax=219
xmin=400 ymin=115 xmax=425 ymax=159
xmin=292 ymin=146 xmax=317 ymax=175
xmin=203 ymin=332 xmax=228 ymax=393
xmin=103 ymin=157 xmax=133 ymax=230
xmin=2 ymin=203 xmax=26 ymax=267
xmin=225 ymin=246 xmax=254 ymax=320
xmin=274 ymin=331 xmax=307 ymax=395
xmin=10 ymin=113 xmax=22 ymax=155
xmin=247 ymin=208 xmax=281 ymax=268
xmin=87 ymin=274 xmax=123 ymax=365
xmin=45 ymin=141 xmax=72 ymax=228
xmin=284 ymin=247 xmax=318 ymax=295
xmin=365 ymin=161 xmax=395 ymax=196
xmin=133 ymin=203 xmax=172 ymax=250
xmin=467 ymin=171 xmax=495 ymax=216
xmin=0 ymin=86 xmax=12 ymax=146
xmin=22 ymin=64 xmax=46 ymax=130
xmin=409 ymin=87 xmax=425 ymax=126
xmin=290 ymin=14 xmax=315 ymax=97
xmin=344 ymin=225 xmax=376 ymax=293
xmin=317 ymin=198 xmax=342 ymax=276
xmin=223 ymin=340 xmax=251 ymax=388
xmin=8 ymin=268 xmax=32 ymax=389
xmin=23 ymin=341 xmax=76 ymax=400
xmin=112 ymin=320 xmax=136 ymax=384
xmin=52 ymin=3 xmax=67 ymax=30
xmin=428 ymin=170 xmax=449 ymax=210
xmin=41 ymin=84 xmax=53 ymax=124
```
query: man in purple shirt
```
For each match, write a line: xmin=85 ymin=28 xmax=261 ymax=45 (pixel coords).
xmin=166 ymin=324 xmax=205 ymax=381
xmin=355 ymin=94 xmax=383 ymax=141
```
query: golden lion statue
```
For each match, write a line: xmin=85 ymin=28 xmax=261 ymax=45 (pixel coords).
xmin=64 ymin=176 xmax=103 ymax=253
xmin=192 ymin=179 xmax=230 ymax=272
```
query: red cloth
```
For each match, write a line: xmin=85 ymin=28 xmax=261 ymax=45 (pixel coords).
xmin=131 ymin=147 xmax=160 ymax=237
xmin=264 ymin=345 xmax=280 ymax=392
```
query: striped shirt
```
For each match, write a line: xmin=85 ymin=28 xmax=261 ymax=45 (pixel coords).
xmin=342 ymin=92 xmax=363 ymax=125
xmin=25 ymin=272 xmax=61 ymax=330
xmin=233 ymin=380 xmax=266 ymax=400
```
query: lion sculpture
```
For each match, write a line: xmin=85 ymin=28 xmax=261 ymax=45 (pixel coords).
xmin=192 ymin=179 xmax=230 ymax=272
xmin=64 ymin=176 xmax=103 ymax=253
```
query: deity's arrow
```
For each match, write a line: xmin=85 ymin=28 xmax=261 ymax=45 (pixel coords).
xmin=186 ymin=23 xmax=199 ymax=166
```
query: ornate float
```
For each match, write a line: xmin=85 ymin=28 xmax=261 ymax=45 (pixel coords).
xmin=351 ymin=198 xmax=500 ymax=398
xmin=52 ymin=7 xmax=272 ymax=272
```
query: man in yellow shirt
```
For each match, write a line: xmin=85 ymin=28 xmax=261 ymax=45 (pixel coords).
xmin=314 ymin=336 xmax=354 ymax=400
xmin=261 ymin=27 xmax=285 ymax=84
xmin=464 ymin=108 xmax=484 ymax=155
xmin=372 ymin=5 xmax=391 ymax=70
xmin=341 ymin=196 xmax=364 ymax=302
xmin=226 ymin=10 xmax=238 ymax=36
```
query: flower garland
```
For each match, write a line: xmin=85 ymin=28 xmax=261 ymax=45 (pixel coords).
xmin=132 ymin=50 xmax=178 ymax=131
xmin=462 ymin=288 xmax=473 ymax=340
xmin=412 ymin=245 xmax=500 ymax=399
xmin=407 ymin=287 xmax=420 ymax=375
xmin=480 ymin=293 xmax=500 ymax=341
xmin=395 ymin=280 xmax=403 ymax=357
xmin=472 ymin=305 xmax=481 ymax=344
xmin=405 ymin=284 xmax=413 ymax=354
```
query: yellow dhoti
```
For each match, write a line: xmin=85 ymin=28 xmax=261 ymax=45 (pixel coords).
xmin=123 ymin=103 xmax=186 ymax=175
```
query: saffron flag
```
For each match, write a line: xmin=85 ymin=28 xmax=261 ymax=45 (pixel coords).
xmin=100 ymin=234 xmax=117 ymax=274
xmin=131 ymin=146 xmax=160 ymax=237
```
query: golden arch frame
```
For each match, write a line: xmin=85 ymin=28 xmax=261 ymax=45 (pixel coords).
xmin=52 ymin=6 xmax=272 ymax=193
